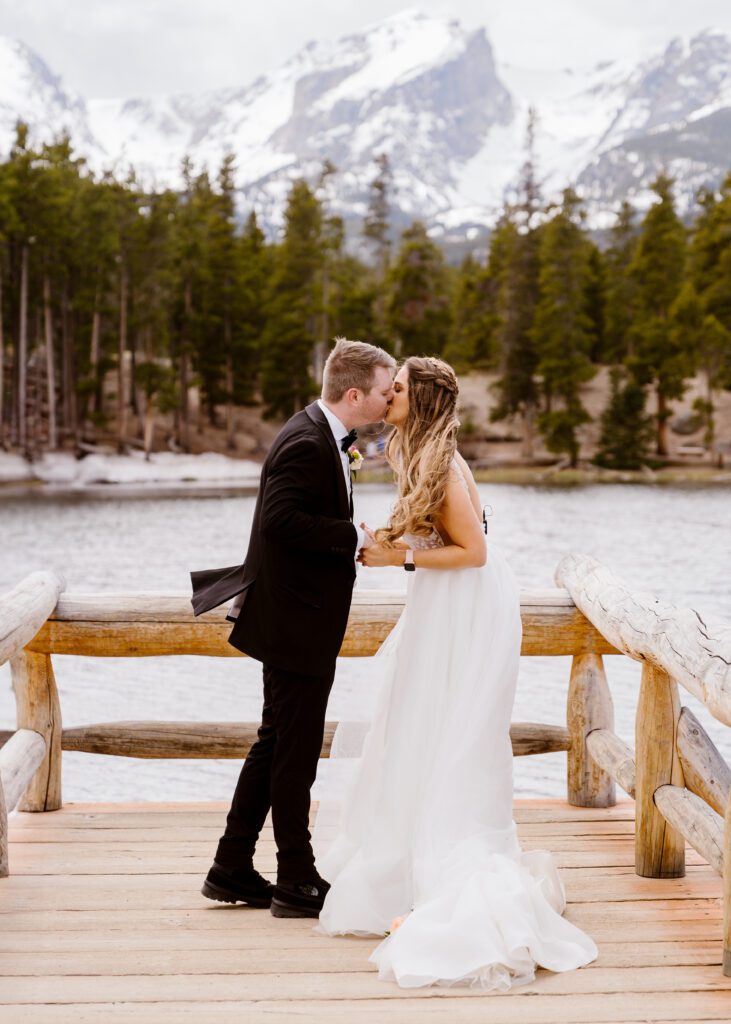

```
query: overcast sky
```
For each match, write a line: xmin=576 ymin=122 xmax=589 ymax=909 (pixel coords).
xmin=2 ymin=0 xmax=731 ymax=99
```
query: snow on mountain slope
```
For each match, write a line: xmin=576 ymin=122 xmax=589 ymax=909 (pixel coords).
xmin=3 ymin=15 xmax=731 ymax=238
xmin=0 ymin=36 xmax=96 ymax=155
xmin=86 ymin=8 xmax=512 ymax=233
xmin=575 ymin=30 xmax=731 ymax=214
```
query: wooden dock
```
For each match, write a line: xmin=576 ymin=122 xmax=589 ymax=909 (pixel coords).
xmin=3 ymin=798 xmax=731 ymax=1023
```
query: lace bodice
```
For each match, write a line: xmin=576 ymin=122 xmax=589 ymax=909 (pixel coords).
xmin=404 ymin=528 xmax=444 ymax=551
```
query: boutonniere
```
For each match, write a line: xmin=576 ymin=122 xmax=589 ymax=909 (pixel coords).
xmin=347 ymin=446 xmax=363 ymax=472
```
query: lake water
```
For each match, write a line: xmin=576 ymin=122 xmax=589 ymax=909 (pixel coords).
xmin=1 ymin=482 xmax=729 ymax=804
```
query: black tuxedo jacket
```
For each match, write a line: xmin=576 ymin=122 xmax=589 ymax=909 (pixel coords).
xmin=190 ymin=401 xmax=357 ymax=676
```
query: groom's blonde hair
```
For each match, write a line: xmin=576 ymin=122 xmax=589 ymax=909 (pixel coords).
xmin=322 ymin=337 xmax=395 ymax=402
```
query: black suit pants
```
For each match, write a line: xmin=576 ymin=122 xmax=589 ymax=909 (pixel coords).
xmin=215 ymin=662 xmax=335 ymax=882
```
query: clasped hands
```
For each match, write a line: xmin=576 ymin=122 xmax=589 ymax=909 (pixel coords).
xmin=357 ymin=523 xmax=408 ymax=567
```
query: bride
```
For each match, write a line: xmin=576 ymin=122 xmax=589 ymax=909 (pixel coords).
xmin=314 ymin=355 xmax=598 ymax=989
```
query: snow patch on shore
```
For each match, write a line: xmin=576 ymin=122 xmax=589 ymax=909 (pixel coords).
xmin=0 ymin=451 xmax=262 ymax=487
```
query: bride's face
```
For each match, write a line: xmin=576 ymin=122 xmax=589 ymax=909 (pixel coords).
xmin=384 ymin=366 xmax=409 ymax=428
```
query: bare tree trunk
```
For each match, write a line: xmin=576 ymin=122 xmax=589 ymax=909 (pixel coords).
xmin=657 ymin=389 xmax=669 ymax=457
xmin=521 ymin=401 xmax=535 ymax=461
xmin=225 ymin=318 xmax=236 ymax=451
xmin=43 ymin=275 xmax=57 ymax=449
xmin=89 ymin=297 xmax=101 ymax=416
xmin=313 ymin=267 xmax=330 ymax=387
xmin=178 ymin=279 xmax=192 ymax=451
xmin=18 ymin=244 xmax=29 ymax=453
xmin=179 ymin=350 xmax=190 ymax=451
xmin=61 ymin=286 xmax=77 ymax=442
xmin=117 ymin=262 xmax=128 ymax=452
xmin=143 ymin=395 xmax=155 ymax=461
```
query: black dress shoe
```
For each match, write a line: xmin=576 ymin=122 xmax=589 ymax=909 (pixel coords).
xmin=270 ymin=876 xmax=331 ymax=918
xmin=201 ymin=861 xmax=274 ymax=907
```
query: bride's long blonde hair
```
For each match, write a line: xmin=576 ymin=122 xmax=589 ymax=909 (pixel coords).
xmin=376 ymin=356 xmax=460 ymax=546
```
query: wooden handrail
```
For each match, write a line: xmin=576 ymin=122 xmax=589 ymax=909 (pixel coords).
xmin=26 ymin=589 xmax=620 ymax=658
xmin=556 ymin=553 xmax=731 ymax=726
xmin=0 ymin=571 xmax=65 ymax=667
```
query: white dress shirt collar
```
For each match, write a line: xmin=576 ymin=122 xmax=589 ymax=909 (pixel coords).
xmin=317 ymin=398 xmax=350 ymax=448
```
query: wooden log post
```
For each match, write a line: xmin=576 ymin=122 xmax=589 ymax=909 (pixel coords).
xmin=635 ymin=662 xmax=685 ymax=878
xmin=0 ymin=769 xmax=7 ymax=878
xmin=9 ymin=652 xmax=62 ymax=811
xmin=566 ymin=653 xmax=616 ymax=807
xmin=720 ymin=790 xmax=724 ymax=974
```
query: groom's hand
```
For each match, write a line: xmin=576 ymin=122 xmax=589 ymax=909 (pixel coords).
xmin=359 ymin=542 xmax=400 ymax=567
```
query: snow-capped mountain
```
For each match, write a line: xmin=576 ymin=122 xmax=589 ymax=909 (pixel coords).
xmin=87 ymin=9 xmax=514 ymax=232
xmin=2 ymin=11 xmax=731 ymax=239
xmin=0 ymin=36 xmax=97 ymax=155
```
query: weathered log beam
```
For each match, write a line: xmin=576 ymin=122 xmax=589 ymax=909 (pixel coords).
xmin=26 ymin=590 xmax=619 ymax=658
xmin=555 ymin=553 xmax=731 ymax=726
xmin=676 ymin=706 xmax=731 ymax=818
xmin=585 ymin=728 xmax=636 ymax=798
xmin=0 ymin=571 xmax=64 ymax=668
xmin=635 ymin=663 xmax=685 ymax=878
xmin=0 ymin=728 xmax=46 ymax=877
xmin=59 ymin=720 xmax=569 ymax=760
xmin=654 ymin=783 xmax=724 ymax=877
xmin=566 ymin=654 xmax=616 ymax=808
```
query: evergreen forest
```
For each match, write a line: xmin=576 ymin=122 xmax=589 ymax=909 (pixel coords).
xmin=1 ymin=121 xmax=731 ymax=470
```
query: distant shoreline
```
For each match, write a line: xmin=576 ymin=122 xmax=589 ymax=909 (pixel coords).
xmin=358 ymin=465 xmax=731 ymax=486
xmin=1 ymin=464 xmax=730 ymax=501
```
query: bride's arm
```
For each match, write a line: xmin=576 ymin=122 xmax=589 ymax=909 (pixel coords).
xmin=360 ymin=474 xmax=487 ymax=570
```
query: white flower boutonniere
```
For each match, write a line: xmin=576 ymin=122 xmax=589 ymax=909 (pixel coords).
xmin=347 ymin=446 xmax=363 ymax=473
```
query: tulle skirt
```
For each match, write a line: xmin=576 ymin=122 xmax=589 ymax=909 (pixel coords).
xmin=313 ymin=543 xmax=598 ymax=989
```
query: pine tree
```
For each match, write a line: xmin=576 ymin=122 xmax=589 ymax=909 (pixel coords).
xmin=628 ymin=174 xmax=689 ymax=456
xmin=531 ymin=189 xmax=596 ymax=467
xmin=490 ymin=116 xmax=543 ymax=457
xmin=236 ymin=210 xmax=268 ymax=401
xmin=0 ymin=156 xmax=16 ymax=446
xmin=386 ymin=221 xmax=452 ymax=357
xmin=594 ymin=367 xmax=654 ymax=469
xmin=691 ymin=179 xmax=731 ymax=323
xmin=260 ymin=179 xmax=323 ymax=418
xmin=603 ymin=201 xmax=639 ymax=364
xmin=690 ymin=174 xmax=731 ymax=460
xmin=443 ymin=253 xmax=496 ymax=371
xmin=5 ymin=123 xmax=40 ymax=452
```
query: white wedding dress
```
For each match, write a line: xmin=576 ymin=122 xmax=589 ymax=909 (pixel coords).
xmin=314 ymin=467 xmax=598 ymax=989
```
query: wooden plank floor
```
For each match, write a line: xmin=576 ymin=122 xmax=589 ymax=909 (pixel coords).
xmin=2 ymin=799 xmax=730 ymax=1023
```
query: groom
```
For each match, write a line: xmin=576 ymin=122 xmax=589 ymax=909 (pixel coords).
xmin=190 ymin=338 xmax=395 ymax=918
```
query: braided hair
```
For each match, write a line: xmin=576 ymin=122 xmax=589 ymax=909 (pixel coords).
xmin=376 ymin=356 xmax=460 ymax=546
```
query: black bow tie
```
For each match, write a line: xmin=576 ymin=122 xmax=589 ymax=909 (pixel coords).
xmin=340 ymin=429 xmax=357 ymax=453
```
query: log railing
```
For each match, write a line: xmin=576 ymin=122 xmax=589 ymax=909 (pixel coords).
xmin=0 ymin=571 xmax=64 ymax=875
xmin=556 ymin=553 xmax=731 ymax=976
xmin=2 ymin=558 xmax=731 ymax=976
